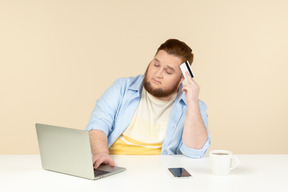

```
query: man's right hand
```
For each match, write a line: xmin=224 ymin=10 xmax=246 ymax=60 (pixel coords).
xmin=92 ymin=153 xmax=115 ymax=169
xmin=88 ymin=130 xmax=115 ymax=168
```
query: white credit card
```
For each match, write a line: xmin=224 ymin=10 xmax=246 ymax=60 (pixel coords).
xmin=180 ymin=61 xmax=194 ymax=80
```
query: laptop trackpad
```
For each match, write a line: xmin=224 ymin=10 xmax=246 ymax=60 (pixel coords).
xmin=94 ymin=169 xmax=109 ymax=177
xmin=94 ymin=164 xmax=126 ymax=179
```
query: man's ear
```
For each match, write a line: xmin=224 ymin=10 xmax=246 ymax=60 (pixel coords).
xmin=180 ymin=76 xmax=185 ymax=83
xmin=178 ymin=76 xmax=185 ymax=86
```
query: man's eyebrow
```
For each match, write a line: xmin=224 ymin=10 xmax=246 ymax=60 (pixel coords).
xmin=166 ymin=65 xmax=175 ymax=72
xmin=154 ymin=58 xmax=175 ymax=72
xmin=154 ymin=58 xmax=160 ymax=63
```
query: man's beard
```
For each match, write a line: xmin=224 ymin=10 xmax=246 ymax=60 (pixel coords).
xmin=143 ymin=66 xmax=181 ymax=98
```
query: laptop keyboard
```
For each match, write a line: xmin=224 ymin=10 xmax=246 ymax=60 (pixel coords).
xmin=94 ymin=169 xmax=109 ymax=177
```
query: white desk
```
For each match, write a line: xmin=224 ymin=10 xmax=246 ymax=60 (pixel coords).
xmin=0 ymin=155 xmax=287 ymax=192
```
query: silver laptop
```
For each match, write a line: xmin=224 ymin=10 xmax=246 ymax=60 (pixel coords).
xmin=35 ymin=123 xmax=126 ymax=180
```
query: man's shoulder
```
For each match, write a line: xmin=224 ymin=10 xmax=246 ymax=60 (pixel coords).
xmin=113 ymin=75 xmax=144 ymax=90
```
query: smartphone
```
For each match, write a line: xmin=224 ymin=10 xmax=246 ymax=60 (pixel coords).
xmin=180 ymin=61 xmax=194 ymax=80
xmin=168 ymin=168 xmax=192 ymax=178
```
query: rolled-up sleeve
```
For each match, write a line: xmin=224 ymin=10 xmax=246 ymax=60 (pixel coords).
xmin=178 ymin=138 xmax=211 ymax=158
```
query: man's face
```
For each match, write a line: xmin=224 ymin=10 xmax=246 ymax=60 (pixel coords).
xmin=143 ymin=50 xmax=183 ymax=100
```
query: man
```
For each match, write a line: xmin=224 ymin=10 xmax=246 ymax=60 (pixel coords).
xmin=86 ymin=39 xmax=210 ymax=169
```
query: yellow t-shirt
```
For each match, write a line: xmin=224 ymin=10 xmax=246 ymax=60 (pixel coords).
xmin=109 ymin=88 xmax=176 ymax=155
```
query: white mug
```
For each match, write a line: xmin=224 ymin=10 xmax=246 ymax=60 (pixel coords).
xmin=209 ymin=150 xmax=239 ymax=176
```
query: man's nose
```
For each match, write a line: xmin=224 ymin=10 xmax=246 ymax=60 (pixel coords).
xmin=156 ymin=68 xmax=164 ymax=78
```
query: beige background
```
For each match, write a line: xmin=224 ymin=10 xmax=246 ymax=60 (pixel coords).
xmin=1 ymin=0 xmax=287 ymax=154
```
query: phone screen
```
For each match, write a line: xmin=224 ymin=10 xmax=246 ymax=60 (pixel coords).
xmin=168 ymin=168 xmax=192 ymax=177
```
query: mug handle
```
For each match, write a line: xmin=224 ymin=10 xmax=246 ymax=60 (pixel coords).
xmin=230 ymin=156 xmax=239 ymax=170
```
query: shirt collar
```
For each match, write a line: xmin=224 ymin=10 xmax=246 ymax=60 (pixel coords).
xmin=177 ymin=83 xmax=187 ymax=106
xmin=128 ymin=75 xmax=144 ymax=91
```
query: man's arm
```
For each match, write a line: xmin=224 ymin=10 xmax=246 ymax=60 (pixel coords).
xmin=86 ymin=78 xmax=128 ymax=168
xmin=182 ymin=101 xmax=208 ymax=149
xmin=89 ymin=129 xmax=115 ymax=168
xmin=181 ymin=71 xmax=208 ymax=149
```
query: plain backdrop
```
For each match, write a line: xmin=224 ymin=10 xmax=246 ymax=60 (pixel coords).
xmin=1 ymin=0 xmax=288 ymax=154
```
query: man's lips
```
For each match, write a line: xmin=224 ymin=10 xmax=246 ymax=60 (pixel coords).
xmin=152 ymin=78 xmax=161 ymax=84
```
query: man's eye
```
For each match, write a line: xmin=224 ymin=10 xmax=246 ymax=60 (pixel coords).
xmin=166 ymin=71 xmax=172 ymax=75
xmin=154 ymin=64 xmax=160 ymax=67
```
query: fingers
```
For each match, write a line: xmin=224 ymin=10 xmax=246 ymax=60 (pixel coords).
xmin=183 ymin=72 xmax=195 ymax=86
xmin=94 ymin=159 xmax=103 ymax=169
xmin=108 ymin=158 xmax=115 ymax=167
xmin=182 ymin=72 xmax=200 ymax=98
xmin=182 ymin=80 xmax=188 ymax=86
xmin=92 ymin=154 xmax=115 ymax=169
xmin=184 ymin=72 xmax=199 ymax=87
xmin=185 ymin=71 xmax=193 ymax=84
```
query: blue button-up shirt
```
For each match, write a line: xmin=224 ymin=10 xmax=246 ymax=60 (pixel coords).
xmin=86 ymin=75 xmax=210 ymax=158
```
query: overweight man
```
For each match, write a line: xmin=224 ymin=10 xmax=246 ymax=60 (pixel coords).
xmin=86 ymin=39 xmax=210 ymax=168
